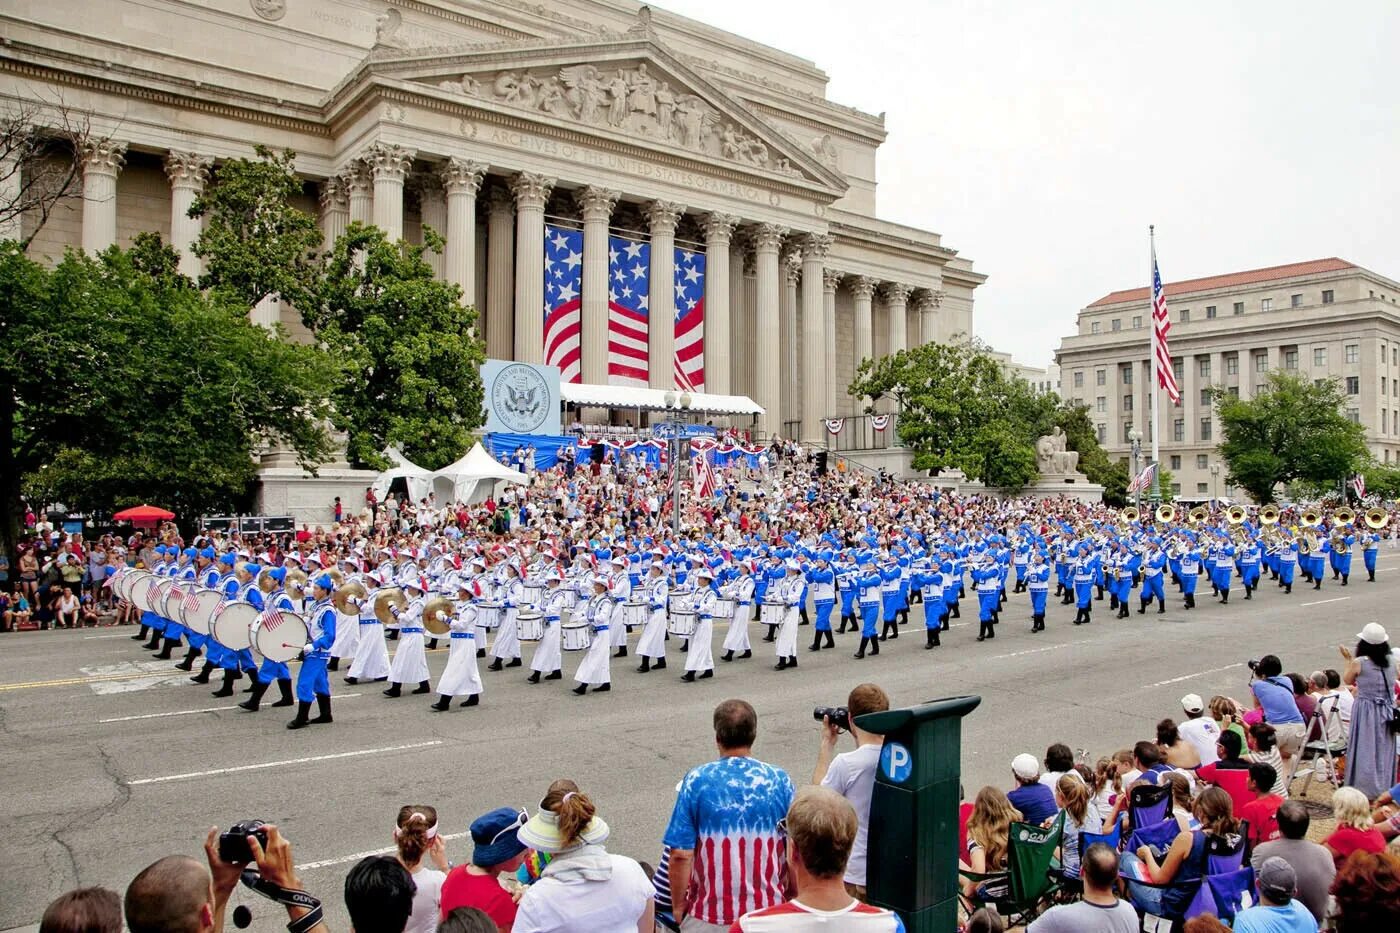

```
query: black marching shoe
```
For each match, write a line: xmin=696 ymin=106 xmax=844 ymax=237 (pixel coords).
xmin=176 ymin=648 xmax=201 ymax=671
xmin=344 ymin=676 xmax=359 ymax=685
xmin=487 ymin=658 xmax=503 ymax=672
xmin=572 ymin=683 xmax=588 ymax=695
xmin=546 ymin=670 xmax=562 ymax=680
xmin=739 ymin=650 xmax=751 ymax=659
xmin=430 ymin=695 xmax=451 ymax=711
xmin=809 ymin=635 xmax=822 ymax=652
xmin=528 ymin=671 xmax=542 ymax=683
xmin=636 ymin=657 xmax=650 ymax=674
xmin=721 ymin=650 xmax=734 ymax=663
xmin=925 ymin=629 xmax=939 ymax=649
xmin=775 ymin=657 xmax=789 ymax=671
xmin=460 ymin=694 xmax=480 ymax=707
xmin=1157 ymin=601 xmax=1166 ymax=614
xmin=133 ymin=626 xmax=149 ymax=641
xmin=823 ymin=630 xmax=835 ymax=648
xmin=654 ymin=657 xmax=667 ymax=670
xmin=787 ymin=656 xmax=797 ymax=668
xmin=699 ymin=670 xmax=713 ymax=679
xmin=239 ymin=680 xmax=269 ymax=711
xmin=310 ymin=694 xmax=333 ymax=724
xmin=854 ymin=637 xmax=868 ymax=659
xmin=681 ymin=671 xmax=696 ymax=682
xmin=286 ymin=701 xmax=312 ymax=730
xmin=191 ymin=661 xmax=214 ymax=684
xmin=155 ymin=638 xmax=178 ymax=660
xmin=271 ymin=679 xmax=295 ymax=707
xmin=592 ymin=683 xmax=610 ymax=692
xmin=383 ymin=682 xmax=402 ymax=697
xmin=869 ymin=637 xmax=880 ymax=656
xmin=212 ymin=671 xmax=238 ymax=698
xmin=506 ymin=658 xmax=522 ymax=668
xmin=1138 ymin=602 xmax=1148 ymax=615
xmin=412 ymin=680 xmax=432 ymax=694
xmin=614 ymin=646 xmax=628 ymax=659
xmin=477 ymin=647 xmax=486 ymax=658
xmin=327 ymin=657 xmax=339 ymax=671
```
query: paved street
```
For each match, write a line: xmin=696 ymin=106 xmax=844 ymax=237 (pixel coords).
xmin=0 ymin=569 xmax=1386 ymax=931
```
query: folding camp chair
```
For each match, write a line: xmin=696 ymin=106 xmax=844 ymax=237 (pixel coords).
xmin=1127 ymin=782 xmax=1171 ymax=836
xmin=1124 ymin=830 xmax=1252 ymax=932
xmin=959 ymin=813 xmax=1065 ymax=927
xmin=1285 ymin=696 xmax=1348 ymax=796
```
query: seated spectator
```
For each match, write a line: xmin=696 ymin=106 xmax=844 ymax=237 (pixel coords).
xmin=39 ymin=887 xmax=122 ymax=933
xmin=1161 ymin=772 xmax=1199 ymax=833
xmin=1038 ymin=743 xmax=1077 ymax=790
xmin=1007 ymin=754 xmax=1057 ymax=826
xmin=1330 ymin=850 xmax=1400 ymax=929
xmin=1157 ymin=719 xmax=1202 ymax=770
xmin=1197 ymin=731 xmax=1251 ymax=785
xmin=1251 ymin=800 xmax=1335 ymax=925
xmin=395 ymin=806 xmax=449 ymax=933
xmin=1244 ymin=723 xmax=1288 ymax=796
xmin=1238 ymin=763 xmax=1284 ymax=848
xmin=80 ymin=595 xmax=100 ymax=627
xmin=513 ymin=780 xmax=654 ymax=932
xmin=1120 ymin=787 xmax=1242 ymax=920
xmin=440 ymin=807 xmax=529 ymax=930
xmin=1232 ymin=857 xmax=1316 ymax=933
xmin=1324 ymin=787 xmax=1387 ymax=869
xmin=961 ymin=786 xmax=1022 ymax=902
xmin=1177 ymin=694 xmax=1222 ymax=766
xmin=1210 ymin=695 xmax=1247 ymax=747
xmin=1052 ymin=772 xmax=1102 ymax=888
xmin=812 ymin=682 xmax=890 ymax=902
xmin=1182 ymin=919 xmax=1230 ymax=933
xmin=1027 ymin=843 xmax=1137 ymax=932
xmin=57 ymin=586 xmax=80 ymax=628
xmin=1307 ymin=672 xmax=1346 ymax=746
xmin=1124 ymin=739 xmax=1172 ymax=787
xmin=1087 ymin=756 xmax=1120 ymax=825
xmin=1322 ymin=668 xmax=1353 ymax=730
xmin=729 ymin=786 xmax=902 ymax=930
xmin=439 ymin=907 xmax=502 ymax=933
xmin=962 ymin=908 xmax=1003 ymax=933
xmin=1287 ymin=673 xmax=1317 ymax=731
xmin=346 ymin=855 xmax=416 ymax=933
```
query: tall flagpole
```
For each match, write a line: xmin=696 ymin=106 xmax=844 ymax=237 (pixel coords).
xmin=1149 ymin=225 xmax=1162 ymax=505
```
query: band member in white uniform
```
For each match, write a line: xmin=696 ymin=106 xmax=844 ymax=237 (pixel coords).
xmin=487 ymin=562 xmax=525 ymax=671
xmin=635 ymin=559 xmax=669 ymax=673
xmin=345 ymin=570 xmax=392 ymax=684
xmin=572 ymin=577 xmax=613 ymax=695
xmin=384 ymin=577 xmax=431 ymax=696
xmin=527 ymin=569 xmax=567 ymax=684
xmin=682 ymin=565 xmax=718 ymax=682
xmin=607 ymin=555 xmax=632 ymax=656
xmin=431 ymin=579 xmax=483 ymax=711
xmin=327 ymin=560 xmax=361 ymax=672
xmin=720 ymin=562 xmax=755 ymax=663
xmin=775 ymin=560 xmax=803 ymax=671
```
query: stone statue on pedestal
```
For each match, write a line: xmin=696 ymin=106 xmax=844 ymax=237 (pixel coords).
xmin=1035 ymin=427 xmax=1084 ymax=477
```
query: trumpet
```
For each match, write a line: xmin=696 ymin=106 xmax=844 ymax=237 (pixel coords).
xmin=1226 ymin=505 xmax=1247 ymax=525
xmin=1301 ymin=509 xmax=1323 ymax=528
xmin=1334 ymin=507 xmax=1356 ymax=527
xmin=1189 ymin=506 xmax=1209 ymax=525
xmin=1156 ymin=503 xmax=1176 ymax=524
xmin=1259 ymin=505 xmax=1280 ymax=525
xmin=1365 ymin=506 xmax=1391 ymax=530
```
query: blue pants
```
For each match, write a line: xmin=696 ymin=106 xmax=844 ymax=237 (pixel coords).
xmin=163 ymin=621 xmax=186 ymax=643
xmin=1180 ymin=572 xmax=1197 ymax=596
xmin=1142 ymin=575 xmax=1165 ymax=603
xmin=924 ymin=598 xmax=945 ymax=627
xmin=141 ymin=610 xmax=165 ymax=633
xmin=814 ymin=600 xmax=834 ymax=632
xmin=295 ymin=655 xmax=330 ymax=701
xmin=236 ymin=647 xmax=256 ymax=673
xmin=1074 ymin=582 xmax=1093 ymax=609
xmin=1336 ymin=554 xmax=1352 ymax=576
xmin=1214 ymin=567 xmax=1230 ymax=591
xmin=882 ymin=593 xmax=899 ymax=623
xmin=1029 ymin=590 xmax=1047 ymax=615
xmin=1279 ymin=563 xmax=1295 ymax=585
xmin=1365 ymin=550 xmax=1378 ymax=573
xmin=1241 ymin=565 xmax=1260 ymax=587
xmin=256 ymin=657 xmax=291 ymax=685
xmin=187 ymin=630 xmax=207 ymax=650
xmin=841 ymin=596 xmax=856 ymax=620
xmin=860 ymin=603 xmax=879 ymax=637
xmin=977 ymin=592 xmax=998 ymax=622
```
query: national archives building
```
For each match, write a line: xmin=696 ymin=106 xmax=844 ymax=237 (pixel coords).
xmin=1 ymin=0 xmax=983 ymax=443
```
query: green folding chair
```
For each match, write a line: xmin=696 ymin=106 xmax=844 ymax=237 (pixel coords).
xmin=959 ymin=812 xmax=1065 ymax=927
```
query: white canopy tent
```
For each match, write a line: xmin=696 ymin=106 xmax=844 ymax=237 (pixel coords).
xmin=372 ymin=446 xmax=434 ymax=503
xmin=432 ymin=442 xmax=529 ymax=504
xmin=560 ymin=382 xmax=764 ymax=416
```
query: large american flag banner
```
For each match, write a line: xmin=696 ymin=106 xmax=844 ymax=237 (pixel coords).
xmin=1127 ymin=461 xmax=1158 ymax=495
xmin=608 ymin=234 xmax=650 ymax=386
xmin=674 ymin=246 xmax=705 ymax=391
xmin=1151 ymin=244 xmax=1181 ymax=403
xmin=543 ymin=224 xmax=583 ymax=383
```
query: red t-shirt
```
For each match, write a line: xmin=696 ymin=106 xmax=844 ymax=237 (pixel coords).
xmin=1239 ymin=795 xmax=1283 ymax=846
xmin=1326 ymin=826 xmax=1386 ymax=867
xmin=439 ymin=867 xmax=518 ymax=928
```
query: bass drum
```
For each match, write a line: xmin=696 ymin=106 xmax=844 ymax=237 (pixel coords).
xmin=254 ymin=609 xmax=310 ymax=664
xmin=163 ymin=581 xmax=192 ymax=623
xmin=211 ymin=601 xmax=259 ymax=651
xmin=151 ymin=578 xmax=178 ymax=618
xmin=133 ymin=575 xmax=165 ymax=614
xmin=182 ymin=588 xmax=224 ymax=635
xmin=117 ymin=569 xmax=151 ymax=605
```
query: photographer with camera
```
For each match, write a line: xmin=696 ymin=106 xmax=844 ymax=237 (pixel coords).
xmin=1248 ymin=655 xmax=1306 ymax=767
xmin=811 ymin=683 xmax=890 ymax=902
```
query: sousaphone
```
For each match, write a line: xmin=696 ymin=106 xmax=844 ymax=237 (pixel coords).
xmin=1189 ymin=506 xmax=1209 ymax=525
xmin=1334 ymin=507 xmax=1356 ymax=527
xmin=1226 ymin=505 xmax=1247 ymax=525
xmin=1259 ymin=505 xmax=1280 ymax=525
xmin=1365 ymin=506 xmax=1390 ymax=530
xmin=1155 ymin=503 xmax=1176 ymax=524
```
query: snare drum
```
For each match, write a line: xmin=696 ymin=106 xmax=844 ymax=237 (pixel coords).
xmin=760 ymin=601 xmax=785 ymax=626
xmin=668 ymin=610 xmax=697 ymax=637
xmin=561 ymin=620 xmax=592 ymax=651
xmin=560 ymin=588 xmax=578 ymax=610
xmin=714 ymin=597 xmax=736 ymax=618
xmin=668 ymin=589 xmax=694 ymax=614
xmin=523 ymin=582 xmax=545 ymax=608
xmin=476 ymin=601 xmax=502 ymax=630
xmin=623 ymin=601 xmax=648 ymax=628
xmin=515 ymin=610 xmax=545 ymax=642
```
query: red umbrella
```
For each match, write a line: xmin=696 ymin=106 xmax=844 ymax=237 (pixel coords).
xmin=113 ymin=504 xmax=176 ymax=525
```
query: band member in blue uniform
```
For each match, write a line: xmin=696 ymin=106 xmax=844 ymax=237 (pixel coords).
xmin=915 ymin=560 xmax=945 ymax=648
xmin=853 ymin=554 xmax=882 ymax=660
xmin=287 ymin=573 xmax=336 ymax=729
xmin=1178 ymin=541 xmax=1201 ymax=610
xmin=973 ymin=556 xmax=1001 ymax=641
xmin=239 ymin=567 xmax=296 ymax=712
xmin=1027 ymin=550 xmax=1051 ymax=632
xmin=836 ymin=554 xmax=858 ymax=634
xmin=1362 ymin=527 xmax=1381 ymax=581
xmin=1138 ymin=541 xmax=1167 ymax=614
xmin=806 ymin=551 xmax=836 ymax=652
xmin=1071 ymin=544 xmax=1095 ymax=625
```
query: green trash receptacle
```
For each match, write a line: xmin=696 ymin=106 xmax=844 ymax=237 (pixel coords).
xmin=856 ymin=694 xmax=981 ymax=933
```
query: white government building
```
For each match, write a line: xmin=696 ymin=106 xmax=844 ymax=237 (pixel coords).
xmin=2 ymin=0 xmax=983 ymax=459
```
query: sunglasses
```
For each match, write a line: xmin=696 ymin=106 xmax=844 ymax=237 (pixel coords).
xmin=490 ymin=809 xmax=529 ymax=845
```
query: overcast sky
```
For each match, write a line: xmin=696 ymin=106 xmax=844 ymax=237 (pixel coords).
xmin=655 ymin=0 xmax=1399 ymax=369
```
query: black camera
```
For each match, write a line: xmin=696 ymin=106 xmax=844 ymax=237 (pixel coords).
xmin=1247 ymin=659 xmax=1260 ymax=675
xmin=814 ymin=706 xmax=851 ymax=732
xmin=218 ymin=820 xmax=269 ymax=865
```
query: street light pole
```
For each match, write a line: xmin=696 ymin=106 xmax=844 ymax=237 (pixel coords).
xmin=1128 ymin=426 xmax=1142 ymax=514
xmin=1210 ymin=462 xmax=1221 ymax=505
xmin=662 ymin=390 xmax=693 ymax=538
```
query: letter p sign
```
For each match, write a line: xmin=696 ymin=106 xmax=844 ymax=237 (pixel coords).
xmin=881 ymin=741 xmax=913 ymax=784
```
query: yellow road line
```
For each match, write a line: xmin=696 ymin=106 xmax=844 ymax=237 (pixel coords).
xmin=0 ymin=670 xmax=185 ymax=692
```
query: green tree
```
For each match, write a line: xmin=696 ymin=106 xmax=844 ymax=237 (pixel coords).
xmin=1 ymin=235 xmax=335 ymax=554
xmin=308 ymin=223 xmax=485 ymax=471
xmin=1212 ymin=372 xmax=1369 ymax=504
xmin=190 ymin=146 xmax=324 ymax=310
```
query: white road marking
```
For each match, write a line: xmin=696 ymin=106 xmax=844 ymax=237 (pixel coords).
xmin=300 ymin=831 xmax=472 ymax=871
xmin=98 ymin=694 xmax=362 ymax=723
xmin=988 ymin=643 xmax=1068 ymax=661
xmin=1300 ymin=596 xmax=1350 ymax=608
xmin=128 ymin=741 xmax=443 ymax=786
xmin=1141 ymin=663 xmax=1246 ymax=689
xmin=84 ymin=632 xmax=142 ymax=639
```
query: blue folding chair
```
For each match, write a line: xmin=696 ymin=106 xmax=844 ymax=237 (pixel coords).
xmin=1126 ymin=782 xmax=1171 ymax=836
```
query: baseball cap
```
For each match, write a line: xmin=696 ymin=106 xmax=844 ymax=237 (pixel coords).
xmin=1012 ymin=753 xmax=1040 ymax=780
xmin=1257 ymin=856 xmax=1297 ymax=903
xmin=1181 ymin=694 xmax=1204 ymax=714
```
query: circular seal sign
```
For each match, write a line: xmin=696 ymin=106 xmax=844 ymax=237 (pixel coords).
xmin=490 ymin=364 xmax=551 ymax=433
xmin=250 ymin=0 xmax=287 ymax=22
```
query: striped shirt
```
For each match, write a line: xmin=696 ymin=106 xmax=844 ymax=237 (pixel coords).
xmin=730 ymin=900 xmax=905 ymax=931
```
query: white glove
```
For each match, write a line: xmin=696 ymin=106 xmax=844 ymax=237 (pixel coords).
xmin=348 ymin=596 xmax=362 ymax=609
xmin=303 ymin=643 xmax=314 ymax=654
xmin=390 ymin=606 xmax=400 ymax=618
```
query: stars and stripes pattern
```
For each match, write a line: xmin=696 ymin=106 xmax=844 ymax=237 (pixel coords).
xmin=692 ymin=446 xmax=719 ymax=499
xmin=543 ymin=224 xmax=583 ymax=384
xmin=1127 ymin=461 xmax=1158 ymax=495
xmin=261 ymin=608 xmax=288 ymax=631
xmin=1152 ymin=244 xmax=1181 ymax=403
xmin=1352 ymin=474 xmax=1366 ymax=499
xmin=674 ymin=246 xmax=705 ymax=391
xmin=608 ymin=234 xmax=651 ymax=387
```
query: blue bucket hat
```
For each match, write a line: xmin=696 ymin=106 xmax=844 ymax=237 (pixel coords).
xmin=470 ymin=806 xmax=529 ymax=867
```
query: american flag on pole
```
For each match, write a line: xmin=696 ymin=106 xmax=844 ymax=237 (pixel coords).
xmin=608 ymin=234 xmax=650 ymax=387
xmin=674 ymin=246 xmax=705 ymax=391
xmin=1127 ymin=461 xmax=1158 ymax=495
xmin=692 ymin=444 xmax=719 ymax=498
xmin=1152 ymin=245 xmax=1181 ymax=403
xmin=1352 ymin=474 xmax=1366 ymax=499
xmin=543 ymin=224 xmax=583 ymax=383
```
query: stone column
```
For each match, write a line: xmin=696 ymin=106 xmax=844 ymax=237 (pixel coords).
xmin=916 ymin=290 xmax=942 ymax=347
xmin=882 ymin=283 xmax=911 ymax=356
xmin=851 ymin=276 xmax=876 ymax=372
xmin=781 ymin=252 xmax=800 ymax=430
xmin=318 ymin=176 xmax=350 ymax=253
xmin=416 ymin=174 xmax=447 ymax=278
xmin=511 ymin=172 xmax=555 ymax=365
xmin=753 ymin=223 xmax=786 ymax=438
xmin=441 ymin=158 xmax=486 ymax=306
xmin=484 ymin=184 xmax=515 ymax=360
xmin=163 ymin=151 xmax=211 ymax=278
xmin=729 ymin=237 xmax=748 ymax=397
xmin=647 ymin=200 xmax=685 ymax=389
xmin=367 ymin=143 xmax=414 ymax=242
xmin=343 ymin=162 xmax=373 ymax=225
xmin=701 ymin=213 xmax=738 ymax=398
xmin=800 ymin=234 xmax=831 ymax=442
xmin=577 ymin=187 xmax=619 ymax=387
xmin=0 ymin=153 xmax=19 ymax=241
xmin=823 ymin=269 xmax=842 ymax=417
xmin=79 ymin=139 xmax=126 ymax=253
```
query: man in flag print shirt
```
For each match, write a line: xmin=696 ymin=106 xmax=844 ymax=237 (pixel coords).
xmin=730 ymin=787 xmax=904 ymax=932
xmin=666 ymin=699 xmax=795 ymax=931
